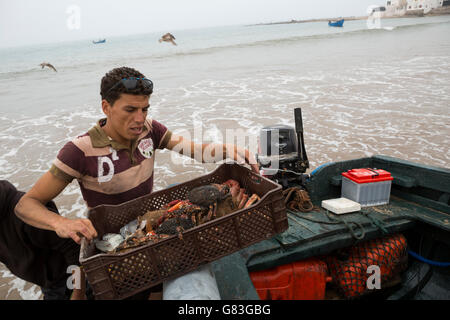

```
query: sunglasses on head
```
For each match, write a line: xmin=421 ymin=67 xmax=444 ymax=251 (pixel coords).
xmin=105 ymin=77 xmax=153 ymax=96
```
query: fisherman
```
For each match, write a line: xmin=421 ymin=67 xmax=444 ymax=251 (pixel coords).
xmin=39 ymin=62 xmax=57 ymax=72
xmin=0 ymin=180 xmax=88 ymax=300
xmin=14 ymin=66 xmax=258 ymax=299
xmin=159 ymin=33 xmax=177 ymax=46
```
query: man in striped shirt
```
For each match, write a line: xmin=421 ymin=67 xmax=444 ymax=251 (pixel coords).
xmin=15 ymin=66 xmax=258 ymax=245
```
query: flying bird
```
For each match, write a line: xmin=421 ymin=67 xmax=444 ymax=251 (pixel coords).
xmin=39 ymin=62 xmax=57 ymax=72
xmin=159 ymin=33 xmax=177 ymax=46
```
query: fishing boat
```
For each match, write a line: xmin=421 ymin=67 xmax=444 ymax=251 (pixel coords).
xmin=78 ymin=107 xmax=449 ymax=301
xmin=209 ymin=108 xmax=450 ymax=300
xmin=92 ymin=39 xmax=106 ymax=44
xmin=328 ymin=19 xmax=344 ymax=27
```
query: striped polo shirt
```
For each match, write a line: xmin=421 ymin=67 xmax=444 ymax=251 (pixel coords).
xmin=49 ymin=118 xmax=172 ymax=208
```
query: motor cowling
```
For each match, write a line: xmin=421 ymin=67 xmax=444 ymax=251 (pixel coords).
xmin=256 ymin=108 xmax=309 ymax=188
xmin=257 ymin=125 xmax=298 ymax=167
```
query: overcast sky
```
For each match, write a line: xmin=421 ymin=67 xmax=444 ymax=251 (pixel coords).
xmin=0 ymin=0 xmax=386 ymax=48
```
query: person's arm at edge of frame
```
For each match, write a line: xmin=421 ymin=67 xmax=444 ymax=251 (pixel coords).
xmin=14 ymin=171 xmax=97 ymax=244
xmin=165 ymin=133 xmax=259 ymax=173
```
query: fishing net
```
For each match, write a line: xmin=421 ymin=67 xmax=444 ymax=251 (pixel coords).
xmin=325 ymin=233 xmax=408 ymax=299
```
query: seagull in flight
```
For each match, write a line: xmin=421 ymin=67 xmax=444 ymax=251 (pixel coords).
xmin=39 ymin=62 xmax=57 ymax=72
xmin=159 ymin=33 xmax=177 ymax=46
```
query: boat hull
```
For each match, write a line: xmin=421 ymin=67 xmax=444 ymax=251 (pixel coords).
xmin=328 ymin=19 xmax=344 ymax=27
xmin=212 ymin=155 xmax=450 ymax=300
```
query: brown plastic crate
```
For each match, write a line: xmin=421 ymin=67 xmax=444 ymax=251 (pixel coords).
xmin=79 ymin=163 xmax=287 ymax=300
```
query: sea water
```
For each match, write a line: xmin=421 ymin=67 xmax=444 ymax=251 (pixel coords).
xmin=0 ymin=15 xmax=449 ymax=299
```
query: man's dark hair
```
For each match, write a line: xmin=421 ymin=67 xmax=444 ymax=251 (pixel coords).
xmin=100 ymin=66 xmax=153 ymax=105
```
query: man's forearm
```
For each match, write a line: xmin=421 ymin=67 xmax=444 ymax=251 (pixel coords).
xmin=199 ymin=143 xmax=229 ymax=163
xmin=171 ymin=138 xmax=223 ymax=163
xmin=15 ymin=196 xmax=65 ymax=232
xmin=167 ymin=134 xmax=258 ymax=172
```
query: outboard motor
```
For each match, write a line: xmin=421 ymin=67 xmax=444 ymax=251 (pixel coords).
xmin=256 ymin=108 xmax=309 ymax=188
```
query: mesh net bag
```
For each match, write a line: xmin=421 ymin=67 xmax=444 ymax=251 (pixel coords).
xmin=325 ymin=233 xmax=408 ymax=298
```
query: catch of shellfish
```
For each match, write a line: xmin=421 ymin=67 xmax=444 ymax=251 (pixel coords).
xmin=94 ymin=179 xmax=260 ymax=254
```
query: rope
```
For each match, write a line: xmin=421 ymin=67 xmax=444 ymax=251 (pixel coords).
xmin=282 ymin=187 xmax=314 ymax=212
xmin=282 ymin=187 xmax=365 ymax=240
xmin=359 ymin=210 xmax=389 ymax=235
xmin=287 ymin=209 xmax=366 ymax=240
xmin=282 ymin=188 xmax=399 ymax=241
xmin=325 ymin=210 xmax=366 ymax=241
xmin=408 ymin=249 xmax=450 ymax=267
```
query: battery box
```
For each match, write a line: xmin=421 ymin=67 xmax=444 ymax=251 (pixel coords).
xmin=341 ymin=168 xmax=393 ymax=207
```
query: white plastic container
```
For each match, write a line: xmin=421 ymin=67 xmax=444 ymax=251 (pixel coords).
xmin=321 ymin=198 xmax=361 ymax=214
xmin=341 ymin=168 xmax=393 ymax=207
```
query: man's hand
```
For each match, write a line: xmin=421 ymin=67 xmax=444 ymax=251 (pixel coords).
xmin=225 ymin=144 xmax=259 ymax=173
xmin=53 ymin=216 xmax=97 ymax=244
xmin=166 ymin=134 xmax=260 ymax=173
xmin=15 ymin=171 xmax=97 ymax=244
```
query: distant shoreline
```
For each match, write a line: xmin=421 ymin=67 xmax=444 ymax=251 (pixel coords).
xmin=247 ymin=16 xmax=366 ymax=27
xmin=248 ymin=6 xmax=450 ymax=27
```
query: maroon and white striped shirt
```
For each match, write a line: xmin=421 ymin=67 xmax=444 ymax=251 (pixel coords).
xmin=49 ymin=118 xmax=171 ymax=208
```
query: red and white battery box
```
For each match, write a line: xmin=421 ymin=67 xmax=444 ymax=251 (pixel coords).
xmin=341 ymin=168 xmax=394 ymax=207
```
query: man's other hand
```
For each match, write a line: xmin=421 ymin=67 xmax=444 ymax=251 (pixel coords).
xmin=54 ymin=217 xmax=97 ymax=244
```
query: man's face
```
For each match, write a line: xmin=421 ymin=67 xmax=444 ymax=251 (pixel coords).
xmin=102 ymin=93 xmax=150 ymax=145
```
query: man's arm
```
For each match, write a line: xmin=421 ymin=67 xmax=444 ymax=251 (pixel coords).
xmin=14 ymin=171 xmax=97 ymax=244
xmin=165 ymin=133 xmax=259 ymax=173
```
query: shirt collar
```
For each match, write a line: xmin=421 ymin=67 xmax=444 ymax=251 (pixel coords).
xmin=88 ymin=118 xmax=149 ymax=151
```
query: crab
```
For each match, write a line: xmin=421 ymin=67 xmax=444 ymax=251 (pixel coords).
xmin=186 ymin=180 xmax=262 ymax=223
xmin=154 ymin=201 xmax=204 ymax=239
xmin=155 ymin=215 xmax=195 ymax=240
xmin=222 ymin=179 xmax=260 ymax=210
xmin=187 ymin=184 xmax=232 ymax=223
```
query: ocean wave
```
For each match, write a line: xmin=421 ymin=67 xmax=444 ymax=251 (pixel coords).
xmin=0 ymin=67 xmax=42 ymax=78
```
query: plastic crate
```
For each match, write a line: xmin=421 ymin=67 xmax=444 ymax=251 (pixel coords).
xmin=341 ymin=168 xmax=393 ymax=207
xmin=79 ymin=163 xmax=288 ymax=300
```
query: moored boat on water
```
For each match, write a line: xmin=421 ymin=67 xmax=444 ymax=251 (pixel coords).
xmin=92 ymin=39 xmax=106 ymax=44
xmin=328 ymin=19 xmax=345 ymax=27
